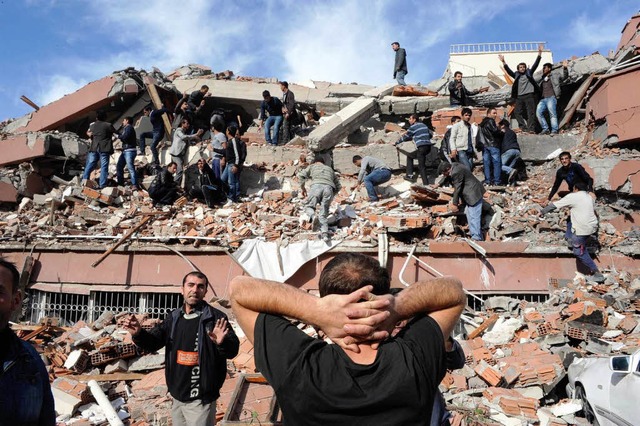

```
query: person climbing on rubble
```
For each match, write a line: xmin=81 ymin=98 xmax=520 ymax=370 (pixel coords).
xmin=169 ymin=118 xmax=203 ymax=185
xmin=437 ymin=162 xmax=486 ymax=241
xmin=123 ymin=271 xmax=239 ymax=426
xmin=448 ymin=108 xmax=475 ymax=170
xmin=391 ymin=42 xmax=408 ymax=86
xmin=258 ymin=90 xmax=284 ymax=146
xmin=115 ymin=116 xmax=140 ymax=189
xmin=138 ymin=105 xmax=171 ymax=165
xmin=83 ymin=110 xmax=116 ymax=189
xmin=221 ymin=124 xmax=247 ymax=206
xmin=0 ymin=258 xmax=55 ymax=426
xmin=498 ymin=44 xmax=543 ymax=133
xmin=540 ymin=180 xmax=605 ymax=283
xmin=448 ymin=71 xmax=488 ymax=107
xmin=229 ymin=252 xmax=466 ymax=425
xmin=148 ymin=161 xmax=181 ymax=206
xmin=207 ymin=121 xmax=227 ymax=180
xmin=394 ymin=113 xmax=440 ymax=185
xmin=439 ymin=116 xmax=461 ymax=164
xmin=544 ymin=151 xmax=594 ymax=206
xmin=536 ymin=60 xmax=569 ymax=135
xmin=352 ymin=155 xmax=392 ymax=202
xmin=477 ymin=108 xmax=503 ymax=186
xmin=187 ymin=85 xmax=209 ymax=110
xmin=298 ymin=157 xmax=341 ymax=244
xmin=499 ymin=119 xmax=522 ymax=185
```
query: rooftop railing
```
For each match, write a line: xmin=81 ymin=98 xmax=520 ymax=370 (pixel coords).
xmin=450 ymin=42 xmax=547 ymax=54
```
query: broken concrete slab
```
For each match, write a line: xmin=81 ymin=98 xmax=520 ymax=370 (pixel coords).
xmin=306 ymin=98 xmax=378 ymax=152
xmin=0 ymin=181 xmax=18 ymax=203
xmin=517 ymin=133 xmax=583 ymax=162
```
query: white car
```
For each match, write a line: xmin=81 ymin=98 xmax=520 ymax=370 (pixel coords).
xmin=566 ymin=349 xmax=640 ymax=425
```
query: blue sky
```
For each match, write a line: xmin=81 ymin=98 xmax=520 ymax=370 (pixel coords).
xmin=0 ymin=0 xmax=637 ymax=122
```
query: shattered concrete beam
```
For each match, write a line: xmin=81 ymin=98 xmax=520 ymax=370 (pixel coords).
xmin=517 ymin=133 xmax=582 ymax=162
xmin=306 ymin=98 xmax=379 ymax=152
xmin=17 ymin=76 xmax=120 ymax=133
xmin=0 ymin=133 xmax=89 ymax=166
xmin=583 ymin=158 xmax=640 ymax=196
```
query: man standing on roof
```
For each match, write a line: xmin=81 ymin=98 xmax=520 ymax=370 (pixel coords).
xmin=498 ymin=44 xmax=543 ymax=133
xmin=280 ymin=81 xmax=296 ymax=144
xmin=391 ymin=42 xmax=408 ymax=86
xmin=229 ymin=252 xmax=466 ymax=425
xmin=170 ymin=118 xmax=203 ymax=185
xmin=124 ymin=271 xmax=239 ymax=426
xmin=449 ymin=108 xmax=475 ymax=170
xmin=536 ymin=60 xmax=569 ymax=135
xmin=352 ymin=155 xmax=392 ymax=202
xmin=298 ymin=157 xmax=341 ymax=244
xmin=116 ymin=116 xmax=140 ymax=189
xmin=258 ymin=90 xmax=284 ymax=146
xmin=477 ymin=108 xmax=503 ymax=186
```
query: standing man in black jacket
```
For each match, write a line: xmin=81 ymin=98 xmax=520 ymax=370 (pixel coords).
xmin=477 ymin=108 xmax=503 ymax=186
xmin=221 ymin=125 xmax=247 ymax=206
xmin=116 ymin=116 xmax=140 ymax=188
xmin=124 ymin=271 xmax=239 ymax=426
xmin=83 ymin=110 xmax=116 ymax=189
xmin=498 ymin=44 xmax=543 ymax=133
xmin=280 ymin=81 xmax=296 ymax=144
xmin=138 ymin=105 xmax=170 ymax=166
xmin=391 ymin=42 xmax=408 ymax=86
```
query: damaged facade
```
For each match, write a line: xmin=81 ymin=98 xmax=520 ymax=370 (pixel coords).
xmin=1 ymin=12 xmax=640 ymax=425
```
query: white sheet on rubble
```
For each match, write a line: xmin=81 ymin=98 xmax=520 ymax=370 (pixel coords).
xmin=233 ymin=239 xmax=338 ymax=282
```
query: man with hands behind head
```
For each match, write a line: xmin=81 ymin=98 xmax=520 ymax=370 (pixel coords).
xmin=123 ymin=271 xmax=239 ymax=426
xmin=230 ymin=252 xmax=466 ymax=425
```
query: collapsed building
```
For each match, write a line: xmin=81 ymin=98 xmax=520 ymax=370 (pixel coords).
xmin=2 ymin=11 xmax=640 ymax=425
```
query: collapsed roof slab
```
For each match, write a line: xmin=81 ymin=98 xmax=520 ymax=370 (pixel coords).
xmin=0 ymin=133 xmax=89 ymax=167
xmin=587 ymin=65 xmax=640 ymax=145
xmin=0 ymin=181 xmax=18 ymax=203
xmin=516 ymin=133 xmax=582 ymax=162
xmin=14 ymin=76 xmax=120 ymax=133
xmin=306 ymin=98 xmax=378 ymax=152
xmin=583 ymin=158 xmax=640 ymax=196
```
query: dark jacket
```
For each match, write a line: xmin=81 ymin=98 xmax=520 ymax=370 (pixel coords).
xmin=0 ymin=328 xmax=55 ymax=426
xmin=394 ymin=47 xmax=408 ymax=77
xmin=225 ymin=137 xmax=247 ymax=170
xmin=548 ymin=162 xmax=594 ymax=200
xmin=450 ymin=162 xmax=485 ymax=206
xmin=504 ymin=55 xmax=542 ymax=99
xmin=260 ymin=97 xmax=283 ymax=119
xmin=148 ymin=167 xmax=176 ymax=195
xmin=477 ymin=117 xmax=502 ymax=149
xmin=440 ymin=128 xmax=453 ymax=160
xmin=282 ymin=90 xmax=296 ymax=117
xmin=448 ymin=80 xmax=478 ymax=106
xmin=88 ymin=120 xmax=115 ymax=153
xmin=185 ymin=163 xmax=218 ymax=198
xmin=501 ymin=128 xmax=520 ymax=153
xmin=150 ymin=108 xmax=170 ymax=134
xmin=119 ymin=124 xmax=137 ymax=149
xmin=133 ymin=302 xmax=239 ymax=402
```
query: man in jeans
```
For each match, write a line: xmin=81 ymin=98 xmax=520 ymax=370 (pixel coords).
xmin=298 ymin=157 xmax=341 ymax=243
xmin=499 ymin=44 xmax=543 ymax=132
xmin=116 ymin=116 xmax=140 ymax=188
xmin=391 ymin=42 xmax=408 ymax=86
xmin=138 ymin=105 xmax=170 ymax=165
xmin=83 ymin=110 xmax=115 ymax=189
xmin=536 ymin=60 xmax=569 ymax=135
xmin=394 ymin=114 xmax=439 ymax=184
xmin=353 ymin=155 xmax=392 ymax=202
xmin=438 ymin=162 xmax=486 ymax=241
xmin=540 ymin=181 xmax=604 ymax=283
xmin=221 ymin=125 xmax=247 ymax=206
xmin=477 ymin=108 xmax=503 ymax=186
xmin=449 ymin=108 xmax=474 ymax=170
xmin=499 ymin=119 xmax=521 ymax=185
xmin=258 ymin=90 xmax=284 ymax=146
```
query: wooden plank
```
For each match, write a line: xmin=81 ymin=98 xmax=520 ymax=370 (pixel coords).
xmin=559 ymin=74 xmax=597 ymax=130
xmin=144 ymin=78 xmax=173 ymax=138
xmin=91 ymin=216 xmax=152 ymax=268
xmin=467 ymin=313 xmax=499 ymax=340
xmin=66 ymin=373 xmax=146 ymax=382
